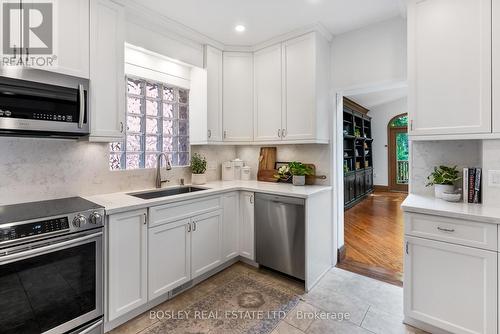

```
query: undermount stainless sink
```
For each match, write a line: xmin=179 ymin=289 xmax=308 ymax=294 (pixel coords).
xmin=128 ymin=186 xmax=208 ymax=200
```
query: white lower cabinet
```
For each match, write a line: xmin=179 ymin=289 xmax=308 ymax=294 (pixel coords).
xmin=191 ymin=210 xmax=223 ymax=278
xmin=107 ymin=209 xmax=148 ymax=321
xmin=222 ymin=192 xmax=239 ymax=260
xmin=404 ymin=235 xmax=497 ymax=334
xmin=239 ymin=192 xmax=255 ymax=260
xmin=148 ymin=219 xmax=191 ymax=300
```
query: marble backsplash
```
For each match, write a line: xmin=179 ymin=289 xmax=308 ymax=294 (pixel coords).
xmin=0 ymin=137 xmax=236 ymax=205
xmin=235 ymin=145 xmax=331 ymax=186
xmin=0 ymin=137 xmax=330 ymax=205
xmin=410 ymin=140 xmax=482 ymax=196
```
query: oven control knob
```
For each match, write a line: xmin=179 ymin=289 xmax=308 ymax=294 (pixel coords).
xmin=89 ymin=212 xmax=103 ymax=225
xmin=72 ymin=214 xmax=87 ymax=228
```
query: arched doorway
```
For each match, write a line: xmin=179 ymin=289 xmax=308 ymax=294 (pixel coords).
xmin=388 ymin=113 xmax=409 ymax=192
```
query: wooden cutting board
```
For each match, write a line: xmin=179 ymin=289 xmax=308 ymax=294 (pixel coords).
xmin=257 ymin=147 xmax=277 ymax=182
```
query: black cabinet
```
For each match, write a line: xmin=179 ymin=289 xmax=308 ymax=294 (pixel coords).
xmin=344 ymin=98 xmax=374 ymax=210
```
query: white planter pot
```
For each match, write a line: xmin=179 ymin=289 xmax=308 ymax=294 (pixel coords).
xmin=292 ymin=175 xmax=306 ymax=186
xmin=191 ymin=173 xmax=206 ymax=185
xmin=434 ymin=184 xmax=455 ymax=199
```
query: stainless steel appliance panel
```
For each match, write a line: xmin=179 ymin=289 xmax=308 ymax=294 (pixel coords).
xmin=255 ymin=193 xmax=305 ymax=280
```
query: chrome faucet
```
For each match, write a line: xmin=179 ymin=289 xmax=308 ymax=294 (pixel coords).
xmin=156 ymin=153 xmax=172 ymax=188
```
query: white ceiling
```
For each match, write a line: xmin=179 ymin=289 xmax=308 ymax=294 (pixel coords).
xmin=137 ymin=0 xmax=404 ymax=46
xmin=347 ymin=86 xmax=407 ymax=109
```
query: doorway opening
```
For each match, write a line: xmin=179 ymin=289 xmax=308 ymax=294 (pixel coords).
xmin=388 ymin=114 xmax=409 ymax=192
xmin=336 ymin=86 xmax=408 ymax=287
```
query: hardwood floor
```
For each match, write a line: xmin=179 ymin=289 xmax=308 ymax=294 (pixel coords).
xmin=338 ymin=191 xmax=407 ymax=286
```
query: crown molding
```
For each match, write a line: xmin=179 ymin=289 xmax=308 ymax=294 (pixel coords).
xmin=115 ymin=0 xmax=333 ymax=53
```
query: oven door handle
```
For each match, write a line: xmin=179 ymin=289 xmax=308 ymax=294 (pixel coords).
xmin=78 ymin=84 xmax=85 ymax=129
xmin=0 ymin=232 xmax=102 ymax=264
xmin=79 ymin=319 xmax=103 ymax=334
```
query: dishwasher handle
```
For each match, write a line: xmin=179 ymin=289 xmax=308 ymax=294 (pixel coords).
xmin=255 ymin=193 xmax=305 ymax=206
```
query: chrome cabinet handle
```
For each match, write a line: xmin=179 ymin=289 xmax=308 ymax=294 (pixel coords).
xmin=187 ymin=223 xmax=191 ymax=232
xmin=120 ymin=121 xmax=124 ymax=133
xmin=143 ymin=213 xmax=147 ymax=225
xmin=278 ymin=129 xmax=281 ymax=138
xmin=78 ymin=84 xmax=85 ymax=129
xmin=437 ymin=226 xmax=455 ymax=233
xmin=223 ymin=130 xmax=227 ymax=139
xmin=208 ymin=129 xmax=212 ymax=138
xmin=282 ymin=129 xmax=287 ymax=138
xmin=250 ymin=195 xmax=254 ymax=204
xmin=193 ymin=222 xmax=197 ymax=231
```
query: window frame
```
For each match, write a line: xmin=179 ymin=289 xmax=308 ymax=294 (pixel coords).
xmin=109 ymin=76 xmax=190 ymax=171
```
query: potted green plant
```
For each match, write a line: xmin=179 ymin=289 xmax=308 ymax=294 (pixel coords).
xmin=190 ymin=153 xmax=207 ymax=185
xmin=288 ymin=162 xmax=313 ymax=186
xmin=426 ymin=165 xmax=461 ymax=199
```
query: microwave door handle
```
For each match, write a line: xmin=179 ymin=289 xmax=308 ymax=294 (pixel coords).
xmin=78 ymin=84 xmax=85 ymax=129
xmin=0 ymin=232 xmax=102 ymax=265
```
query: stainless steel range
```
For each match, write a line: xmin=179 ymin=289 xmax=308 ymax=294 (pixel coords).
xmin=0 ymin=197 xmax=105 ymax=334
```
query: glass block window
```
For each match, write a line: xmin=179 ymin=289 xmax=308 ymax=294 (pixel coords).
xmin=109 ymin=77 xmax=190 ymax=170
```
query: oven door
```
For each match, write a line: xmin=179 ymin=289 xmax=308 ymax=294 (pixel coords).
xmin=0 ymin=230 xmax=103 ymax=334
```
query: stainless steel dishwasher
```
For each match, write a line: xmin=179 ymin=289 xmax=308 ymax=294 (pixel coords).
xmin=255 ymin=193 xmax=305 ymax=280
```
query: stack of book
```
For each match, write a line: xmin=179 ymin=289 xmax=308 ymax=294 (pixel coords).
xmin=463 ymin=168 xmax=482 ymax=204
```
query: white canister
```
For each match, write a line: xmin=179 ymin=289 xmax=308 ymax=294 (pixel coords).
xmin=241 ymin=166 xmax=251 ymax=181
xmin=222 ymin=161 xmax=234 ymax=181
xmin=232 ymin=159 xmax=244 ymax=180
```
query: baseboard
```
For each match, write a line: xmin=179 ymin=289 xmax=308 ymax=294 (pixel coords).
xmin=373 ymin=185 xmax=389 ymax=192
xmin=337 ymin=245 xmax=346 ymax=262
xmin=403 ymin=316 xmax=453 ymax=334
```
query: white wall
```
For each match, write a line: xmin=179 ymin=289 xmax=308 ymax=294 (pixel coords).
xmin=332 ymin=17 xmax=407 ymax=91
xmin=367 ymin=97 xmax=407 ymax=186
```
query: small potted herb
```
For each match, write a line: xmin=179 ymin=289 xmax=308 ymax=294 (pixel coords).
xmin=426 ymin=165 xmax=461 ymax=199
xmin=190 ymin=153 xmax=207 ymax=185
xmin=288 ymin=162 xmax=313 ymax=186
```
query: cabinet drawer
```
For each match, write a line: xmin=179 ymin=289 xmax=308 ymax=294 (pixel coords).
xmin=149 ymin=196 xmax=221 ymax=228
xmin=405 ymin=213 xmax=497 ymax=251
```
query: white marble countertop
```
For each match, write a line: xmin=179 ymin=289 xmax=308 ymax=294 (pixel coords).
xmin=85 ymin=180 xmax=332 ymax=215
xmin=402 ymin=194 xmax=500 ymax=224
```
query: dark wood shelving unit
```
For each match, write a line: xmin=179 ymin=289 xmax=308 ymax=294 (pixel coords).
xmin=343 ymin=98 xmax=374 ymax=210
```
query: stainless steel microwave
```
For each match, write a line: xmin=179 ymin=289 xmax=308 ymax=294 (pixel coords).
xmin=0 ymin=69 xmax=89 ymax=138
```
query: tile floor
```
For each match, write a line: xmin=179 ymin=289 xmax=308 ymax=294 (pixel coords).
xmin=109 ymin=263 xmax=427 ymax=334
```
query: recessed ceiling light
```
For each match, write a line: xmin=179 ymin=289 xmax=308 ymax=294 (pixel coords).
xmin=235 ymin=25 xmax=246 ymax=33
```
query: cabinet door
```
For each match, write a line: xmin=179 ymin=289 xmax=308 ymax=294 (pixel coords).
xmin=284 ymin=33 xmax=316 ymax=141
xmin=404 ymin=236 xmax=497 ymax=334
xmin=239 ymin=192 xmax=255 ymax=260
xmin=222 ymin=192 xmax=239 ymax=260
xmin=205 ymin=46 xmax=223 ymax=142
xmin=408 ymin=0 xmax=492 ymax=136
xmin=31 ymin=0 xmax=89 ymax=78
xmin=364 ymin=170 xmax=373 ymax=193
xmin=148 ymin=219 xmax=191 ymax=300
xmin=355 ymin=171 xmax=365 ymax=198
xmin=89 ymin=0 xmax=125 ymax=141
xmin=191 ymin=210 xmax=222 ymax=278
xmin=254 ymin=44 xmax=283 ymax=141
xmin=494 ymin=0 xmax=500 ymax=132
xmin=108 ymin=209 xmax=147 ymax=321
xmin=223 ymin=52 xmax=253 ymax=142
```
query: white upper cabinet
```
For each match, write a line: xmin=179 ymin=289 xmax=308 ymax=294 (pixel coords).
xmin=494 ymin=0 xmax=500 ymax=133
xmin=223 ymin=52 xmax=254 ymax=142
xmin=408 ymin=0 xmax=492 ymax=136
xmin=254 ymin=44 xmax=283 ymax=141
xmin=47 ymin=0 xmax=90 ymax=78
xmin=89 ymin=0 xmax=125 ymax=142
xmin=206 ymin=46 xmax=224 ymax=142
xmin=283 ymin=32 xmax=330 ymax=143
